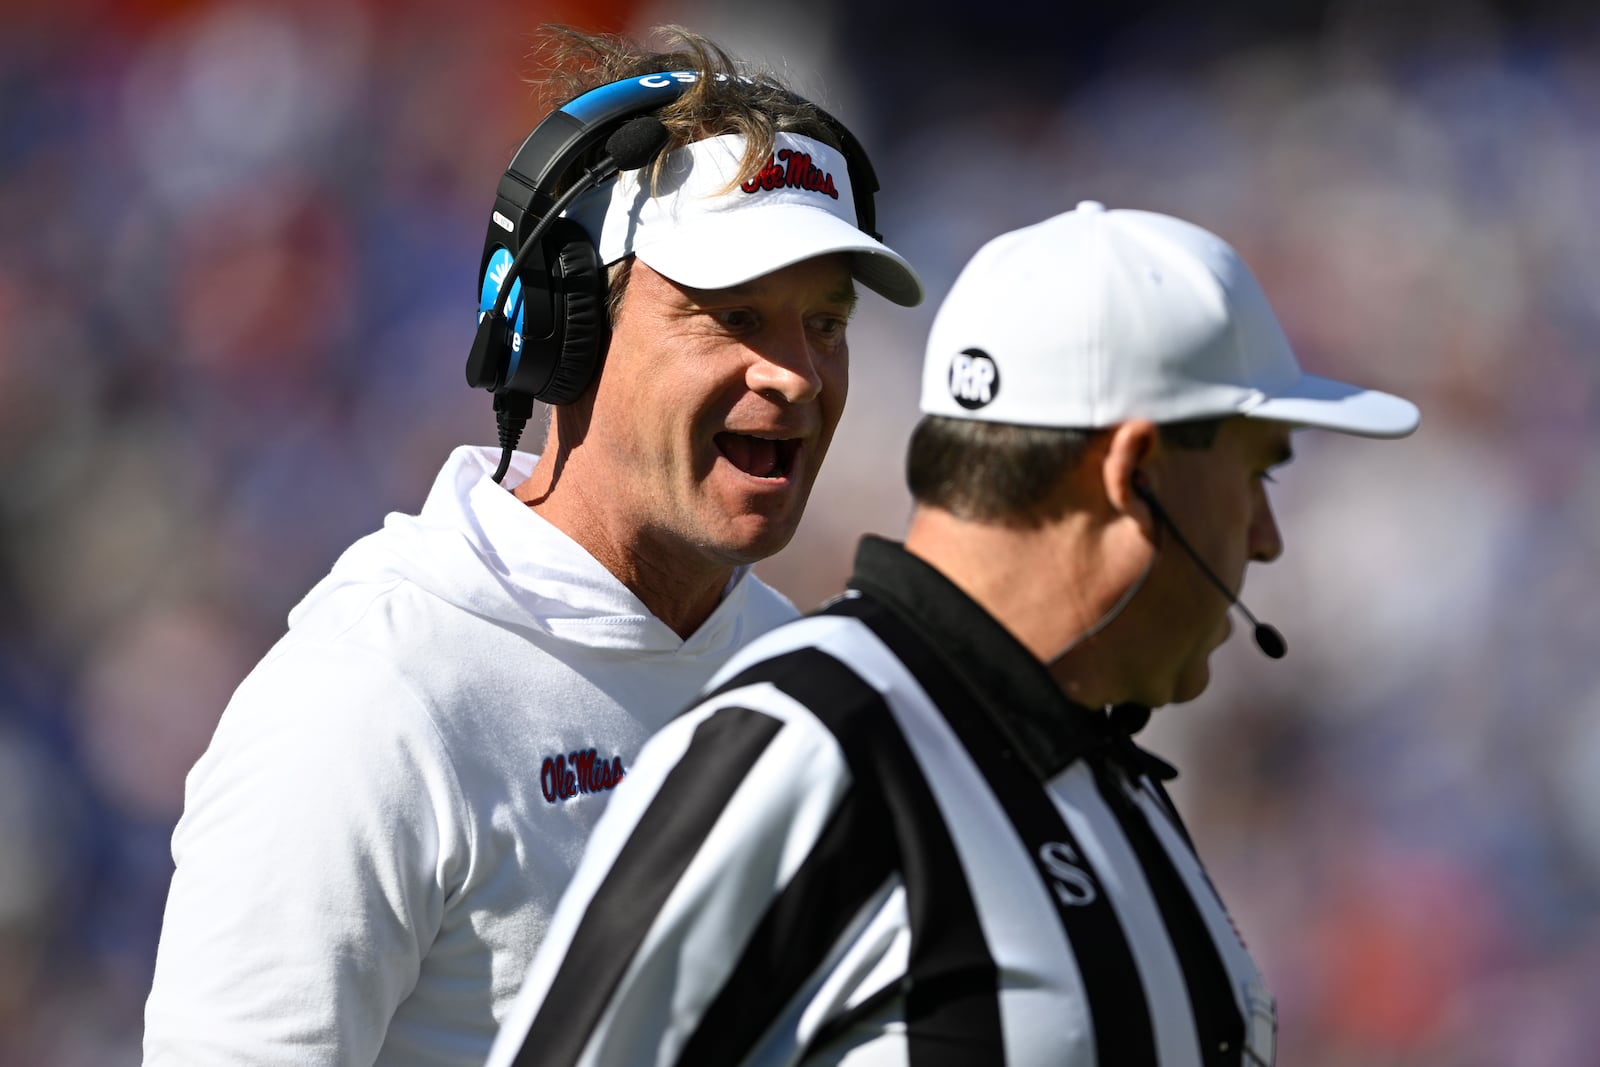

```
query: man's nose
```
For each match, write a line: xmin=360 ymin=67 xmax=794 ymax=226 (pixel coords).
xmin=747 ymin=322 xmax=824 ymax=403
xmin=1250 ymin=488 xmax=1283 ymax=564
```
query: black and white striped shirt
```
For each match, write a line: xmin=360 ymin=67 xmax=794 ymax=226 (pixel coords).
xmin=487 ymin=537 xmax=1276 ymax=1066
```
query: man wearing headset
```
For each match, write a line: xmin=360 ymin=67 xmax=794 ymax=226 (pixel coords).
xmin=483 ymin=202 xmax=1419 ymax=1066
xmin=143 ymin=27 xmax=921 ymax=1067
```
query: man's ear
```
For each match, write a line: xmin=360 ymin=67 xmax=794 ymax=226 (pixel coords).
xmin=1102 ymin=419 xmax=1160 ymax=533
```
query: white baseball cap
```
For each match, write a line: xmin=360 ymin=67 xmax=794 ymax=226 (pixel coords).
xmin=564 ymin=132 xmax=923 ymax=307
xmin=921 ymin=201 xmax=1419 ymax=437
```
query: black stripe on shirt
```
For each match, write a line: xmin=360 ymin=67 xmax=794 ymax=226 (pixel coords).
xmin=830 ymin=594 xmax=1160 ymax=1066
xmin=1093 ymin=762 xmax=1245 ymax=1066
xmin=512 ymin=705 xmax=783 ymax=1067
xmin=739 ymin=646 xmax=1006 ymax=1067
xmin=675 ymin=785 xmax=895 ymax=1063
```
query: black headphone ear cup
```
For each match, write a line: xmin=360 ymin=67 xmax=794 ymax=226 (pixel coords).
xmin=535 ymin=226 xmax=607 ymax=405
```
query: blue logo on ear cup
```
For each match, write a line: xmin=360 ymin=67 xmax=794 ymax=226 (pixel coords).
xmin=480 ymin=247 xmax=527 ymax=376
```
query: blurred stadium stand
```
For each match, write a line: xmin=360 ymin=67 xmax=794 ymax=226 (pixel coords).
xmin=2 ymin=1 xmax=1597 ymax=1062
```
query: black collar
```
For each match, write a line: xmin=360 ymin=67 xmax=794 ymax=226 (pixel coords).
xmin=847 ymin=536 xmax=1177 ymax=782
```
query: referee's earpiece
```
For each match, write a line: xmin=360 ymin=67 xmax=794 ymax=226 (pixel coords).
xmin=1130 ymin=469 xmax=1155 ymax=506
xmin=1129 ymin=469 xmax=1287 ymax=660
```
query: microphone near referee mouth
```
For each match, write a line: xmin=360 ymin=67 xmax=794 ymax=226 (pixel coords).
xmin=1131 ymin=470 xmax=1287 ymax=660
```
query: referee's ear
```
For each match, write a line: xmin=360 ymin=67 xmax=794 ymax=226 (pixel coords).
xmin=1101 ymin=419 xmax=1161 ymax=537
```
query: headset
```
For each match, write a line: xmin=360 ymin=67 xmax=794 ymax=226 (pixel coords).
xmin=465 ymin=71 xmax=887 ymax=482
xmin=1131 ymin=470 xmax=1286 ymax=659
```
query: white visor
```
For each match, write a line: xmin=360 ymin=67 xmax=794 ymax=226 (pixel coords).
xmin=564 ymin=132 xmax=923 ymax=307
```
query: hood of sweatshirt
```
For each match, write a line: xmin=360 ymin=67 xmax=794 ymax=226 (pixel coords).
xmin=288 ymin=446 xmax=794 ymax=656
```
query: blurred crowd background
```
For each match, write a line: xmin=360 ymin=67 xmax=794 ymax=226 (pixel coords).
xmin=3 ymin=0 xmax=1597 ymax=1063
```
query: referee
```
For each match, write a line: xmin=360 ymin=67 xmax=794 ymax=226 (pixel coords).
xmin=485 ymin=203 xmax=1420 ymax=1066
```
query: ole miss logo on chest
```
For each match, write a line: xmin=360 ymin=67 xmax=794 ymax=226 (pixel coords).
xmin=540 ymin=748 xmax=627 ymax=803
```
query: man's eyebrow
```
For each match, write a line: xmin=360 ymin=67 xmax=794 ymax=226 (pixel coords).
xmin=829 ymin=284 xmax=861 ymax=315
xmin=1270 ymin=441 xmax=1295 ymax=467
xmin=680 ymin=278 xmax=860 ymax=312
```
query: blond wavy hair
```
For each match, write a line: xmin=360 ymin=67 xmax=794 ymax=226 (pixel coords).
xmin=528 ymin=24 xmax=844 ymax=192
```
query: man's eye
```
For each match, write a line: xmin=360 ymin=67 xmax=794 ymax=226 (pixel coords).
xmin=811 ymin=316 xmax=846 ymax=337
xmin=714 ymin=309 xmax=756 ymax=330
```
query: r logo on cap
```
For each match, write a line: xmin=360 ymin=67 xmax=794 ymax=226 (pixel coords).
xmin=949 ymin=348 xmax=1000 ymax=410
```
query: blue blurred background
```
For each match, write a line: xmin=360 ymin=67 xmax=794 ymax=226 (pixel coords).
xmin=3 ymin=0 xmax=1597 ymax=1062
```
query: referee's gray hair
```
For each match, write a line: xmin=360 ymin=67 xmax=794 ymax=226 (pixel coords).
xmin=906 ymin=416 xmax=1222 ymax=525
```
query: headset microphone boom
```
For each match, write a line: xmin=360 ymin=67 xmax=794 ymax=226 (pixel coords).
xmin=1131 ymin=472 xmax=1286 ymax=659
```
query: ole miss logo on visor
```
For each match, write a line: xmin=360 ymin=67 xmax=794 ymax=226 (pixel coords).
xmin=741 ymin=148 xmax=839 ymax=200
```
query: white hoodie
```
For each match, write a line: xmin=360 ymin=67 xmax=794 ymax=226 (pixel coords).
xmin=144 ymin=446 xmax=798 ymax=1067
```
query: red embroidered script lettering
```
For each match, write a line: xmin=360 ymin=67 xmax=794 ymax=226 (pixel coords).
xmin=740 ymin=149 xmax=839 ymax=200
xmin=541 ymin=749 xmax=627 ymax=803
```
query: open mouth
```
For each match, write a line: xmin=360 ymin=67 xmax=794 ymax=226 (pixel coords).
xmin=715 ymin=432 xmax=801 ymax=480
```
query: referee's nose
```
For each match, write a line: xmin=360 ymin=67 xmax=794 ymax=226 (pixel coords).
xmin=1249 ymin=480 xmax=1283 ymax=564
